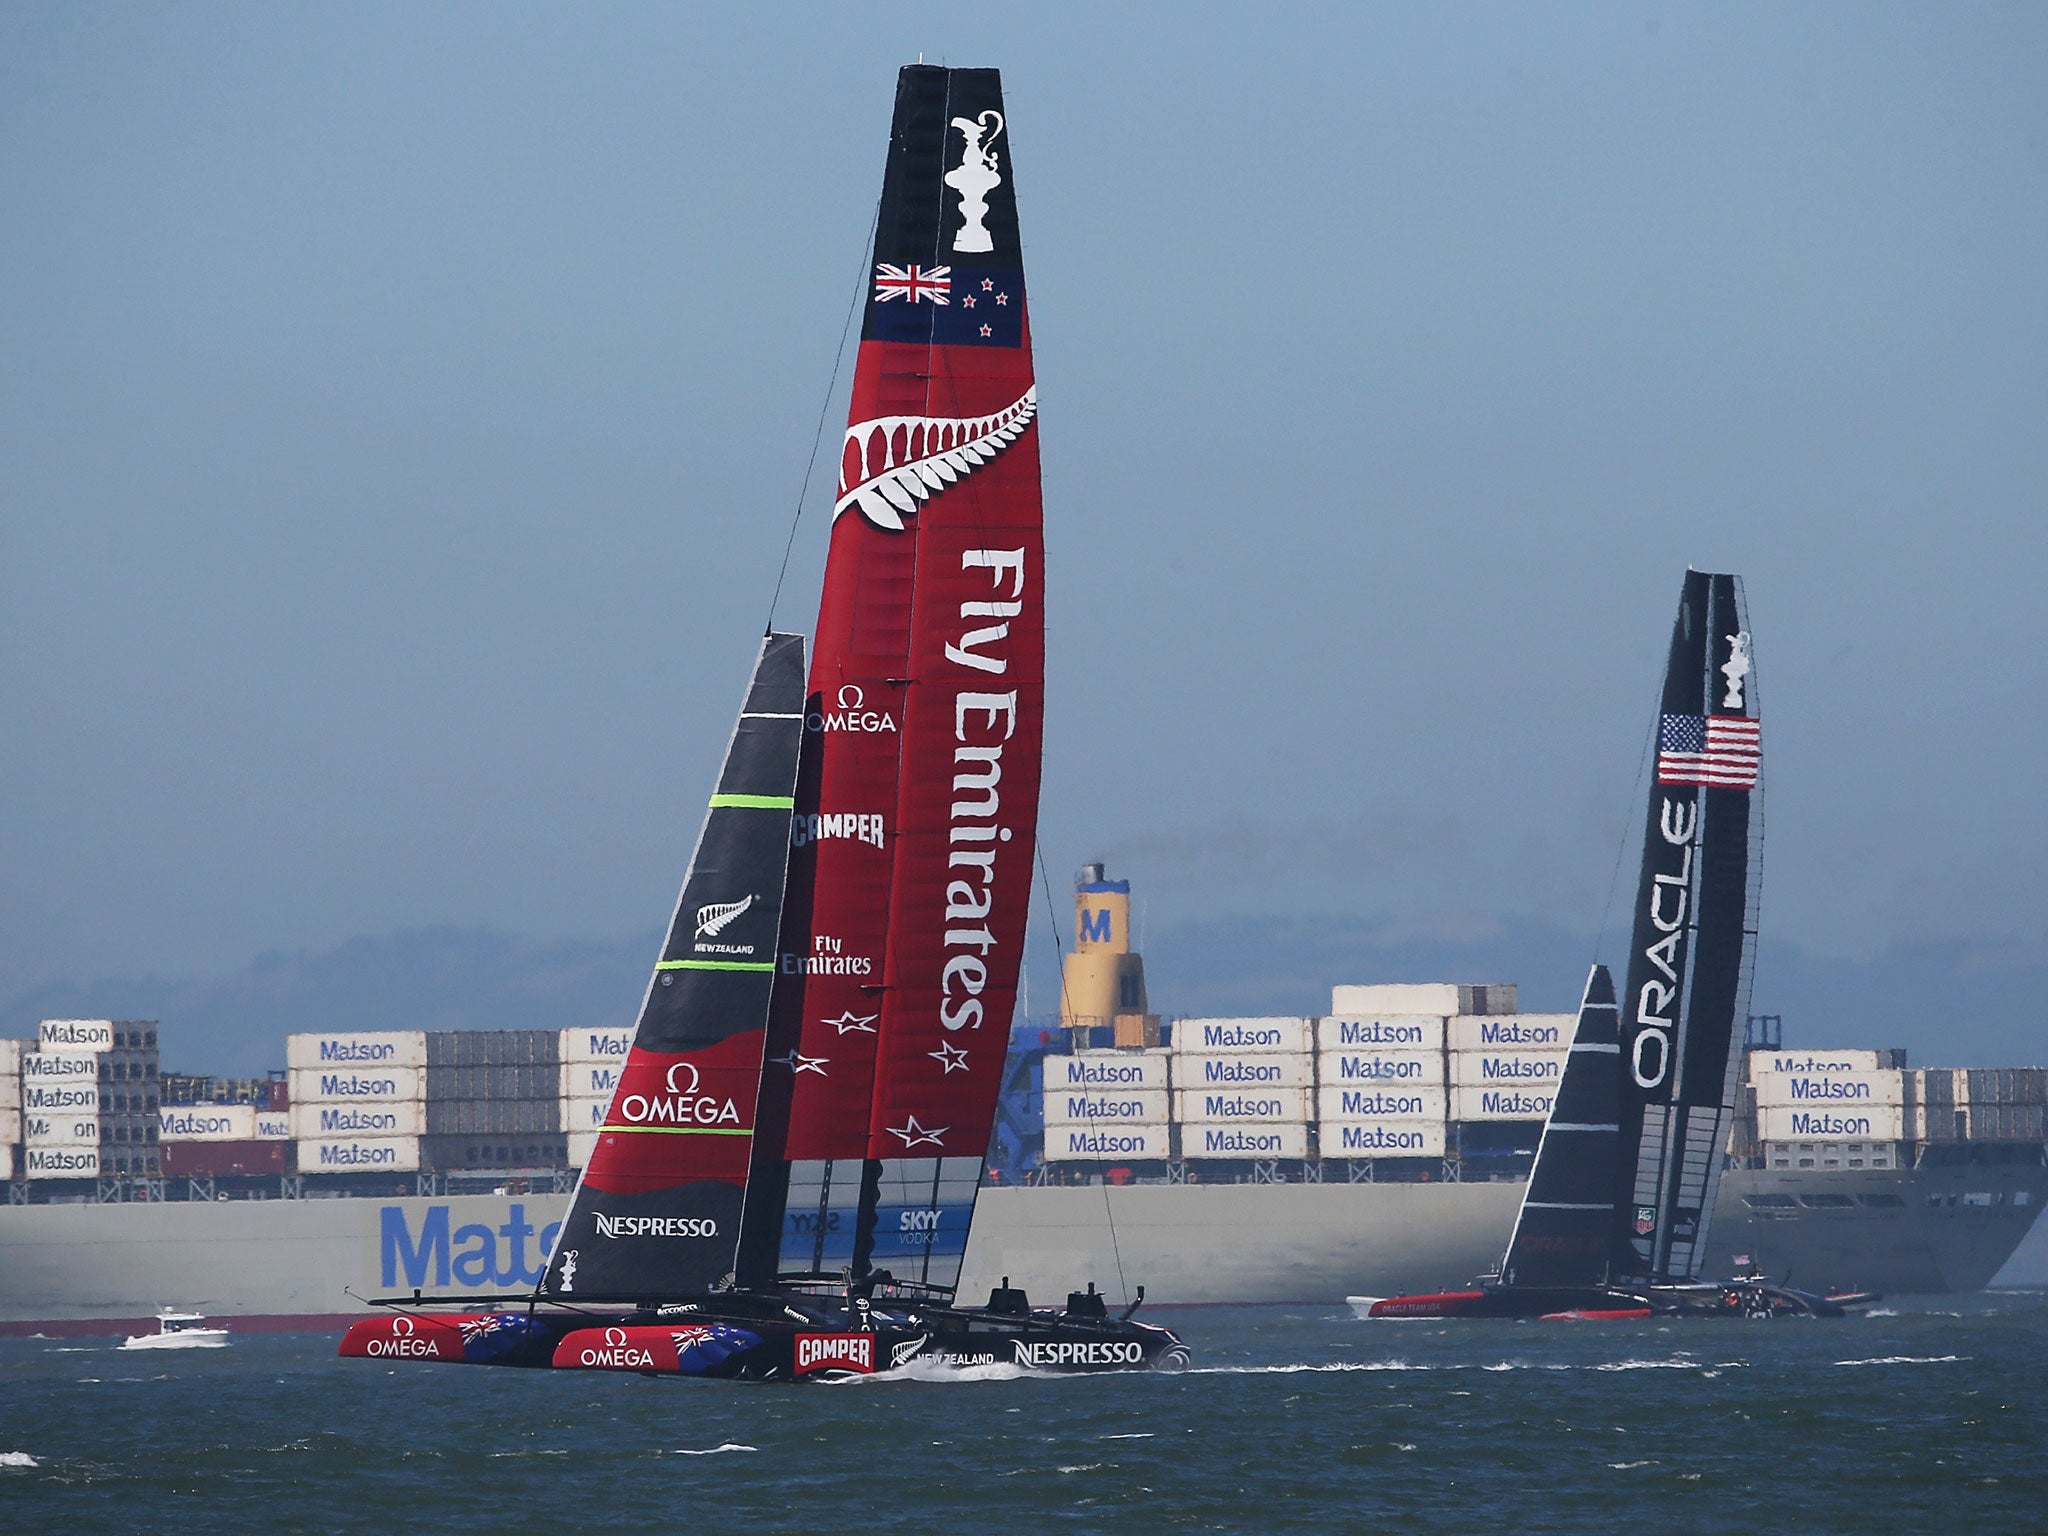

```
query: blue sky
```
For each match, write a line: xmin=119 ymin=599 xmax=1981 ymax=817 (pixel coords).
xmin=4 ymin=5 xmax=2045 ymax=1048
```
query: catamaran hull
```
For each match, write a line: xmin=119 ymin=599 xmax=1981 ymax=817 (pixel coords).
xmin=1352 ymin=1280 xmax=1881 ymax=1320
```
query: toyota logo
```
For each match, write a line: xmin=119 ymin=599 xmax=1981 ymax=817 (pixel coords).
xmin=664 ymin=1061 xmax=702 ymax=1095
xmin=605 ymin=1326 xmax=628 ymax=1347
xmin=392 ymin=1316 xmax=417 ymax=1337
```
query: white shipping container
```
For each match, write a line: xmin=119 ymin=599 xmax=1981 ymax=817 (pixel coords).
xmin=285 ymin=1030 xmax=428 ymax=1072
xmin=38 ymin=1019 xmax=114 ymax=1053
xmin=1046 ymin=1050 xmax=1170 ymax=1090
xmin=1322 ymin=1120 xmax=1447 ymax=1158
xmin=23 ymin=1112 xmax=99 ymax=1145
xmin=1043 ymin=1123 xmax=1173 ymax=1161
xmin=1329 ymin=983 xmax=1459 ymax=1016
xmin=558 ymin=1026 xmax=635 ymax=1065
xmin=1757 ymin=1104 xmax=1907 ymax=1142
xmin=1449 ymin=1015 xmax=1573 ymax=1051
xmin=1317 ymin=1084 xmax=1448 ymax=1122
xmin=299 ymin=1135 xmax=422 ymax=1173
xmin=255 ymin=1112 xmax=291 ymax=1140
xmin=1171 ymin=1017 xmax=1315 ymax=1055
xmin=22 ymin=1081 xmax=98 ymax=1113
xmin=1451 ymin=1085 xmax=1558 ymax=1122
xmin=0 ymin=1038 xmax=23 ymax=1074
xmin=0 ymin=1107 xmax=19 ymax=1142
xmin=1172 ymin=1087 xmax=1313 ymax=1123
xmin=1184 ymin=1122 xmax=1310 ymax=1159
xmin=1042 ymin=1088 xmax=1171 ymax=1125
xmin=564 ymin=1096 xmax=614 ymax=1131
xmin=288 ymin=1101 xmax=426 ymax=1139
xmin=25 ymin=1144 xmax=98 ymax=1179
xmin=0 ymin=1142 xmax=11 ymax=1180
xmin=1315 ymin=1015 xmax=1445 ymax=1051
xmin=1752 ymin=1070 xmax=1905 ymax=1108
xmin=567 ymin=1130 xmax=601 ymax=1168
xmin=1450 ymin=1051 xmax=1566 ymax=1088
xmin=21 ymin=1052 xmax=97 ymax=1084
xmin=1317 ymin=1049 xmax=1444 ymax=1087
xmin=1174 ymin=1053 xmax=1313 ymax=1090
xmin=159 ymin=1104 xmax=257 ymax=1141
xmin=287 ymin=1065 xmax=425 ymax=1104
xmin=560 ymin=1063 xmax=625 ymax=1100
xmin=1748 ymin=1050 xmax=1884 ymax=1081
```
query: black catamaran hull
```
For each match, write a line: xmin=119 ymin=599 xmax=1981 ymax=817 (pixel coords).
xmin=1356 ymin=1281 xmax=1875 ymax=1321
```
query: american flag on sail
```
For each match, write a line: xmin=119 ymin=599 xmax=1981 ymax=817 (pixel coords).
xmin=1657 ymin=714 xmax=1762 ymax=789
xmin=873 ymin=263 xmax=951 ymax=304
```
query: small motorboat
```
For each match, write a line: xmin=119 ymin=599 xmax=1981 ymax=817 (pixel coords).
xmin=121 ymin=1309 xmax=230 ymax=1349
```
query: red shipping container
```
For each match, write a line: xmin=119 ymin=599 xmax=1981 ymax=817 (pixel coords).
xmin=162 ymin=1140 xmax=292 ymax=1178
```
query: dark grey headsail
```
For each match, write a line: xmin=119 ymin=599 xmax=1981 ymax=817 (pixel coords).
xmin=1499 ymin=964 xmax=1624 ymax=1288
xmin=1614 ymin=571 xmax=1762 ymax=1279
xmin=539 ymin=632 xmax=807 ymax=1303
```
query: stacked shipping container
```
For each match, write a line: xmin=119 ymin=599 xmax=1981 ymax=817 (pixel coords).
xmin=558 ymin=1026 xmax=633 ymax=1168
xmin=15 ymin=1020 xmax=162 ymax=1180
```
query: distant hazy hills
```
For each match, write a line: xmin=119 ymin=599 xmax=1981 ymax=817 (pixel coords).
xmin=3 ymin=917 xmax=2042 ymax=1079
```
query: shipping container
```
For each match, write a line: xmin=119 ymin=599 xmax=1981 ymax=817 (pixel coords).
xmin=419 ymin=1133 xmax=568 ymax=1172
xmin=563 ymin=1096 xmax=614 ymax=1131
xmin=158 ymin=1104 xmax=259 ymax=1142
xmin=1172 ymin=1087 xmax=1313 ymax=1123
xmin=567 ymin=1129 xmax=600 ymax=1168
xmin=21 ymin=1052 xmax=97 ymax=1083
xmin=1184 ymin=1123 xmax=1310 ymax=1159
xmin=1449 ymin=1050 xmax=1566 ymax=1088
xmin=424 ymin=1098 xmax=563 ymax=1136
xmin=1041 ymin=1088 xmax=1170 ymax=1125
xmin=1448 ymin=1015 xmax=1573 ymax=1052
xmin=0 ymin=1142 xmax=12 ymax=1180
xmin=1456 ymin=985 xmax=1518 ymax=1016
xmin=1450 ymin=1085 xmax=1558 ymax=1122
xmin=1316 ymin=1084 xmax=1448 ymax=1122
xmin=0 ymin=1074 xmax=16 ymax=1113
xmin=255 ymin=1111 xmax=290 ymax=1140
xmin=0 ymin=1106 xmax=18 ymax=1142
xmin=426 ymin=1063 xmax=559 ymax=1101
xmin=1315 ymin=1015 xmax=1445 ymax=1051
xmin=0 ymin=1038 xmax=23 ymax=1074
xmin=25 ymin=1144 xmax=99 ymax=1179
xmin=1042 ymin=1123 xmax=1172 ymax=1161
xmin=23 ymin=1112 xmax=99 ymax=1145
xmin=21 ymin=1081 xmax=98 ymax=1114
xmin=161 ymin=1139 xmax=293 ymax=1178
xmin=1752 ymin=1069 xmax=1905 ymax=1108
xmin=1322 ymin=1120 xmax=1447 ymax=1158
xmin=1317 ymin=1049 xmax=1443 ymax=1087
xmin=425 ymin=1029 xmax=560 ymax=1068
xmin=97 ymin=1048 xmax=159 ymax=1083
xmin=1170 ymin=1018 xmax=1314 ymax=1055
xmin=288 ymin=1101 xmax=426 ymax=1139
xmin=1747 ymin=1049 xmax=1885 ymax=1079
xmin=1174 ymin=1053 xmax=1313 ymax=1090
xmin=38 ymin=1019 xmax=114 ymax=1053
xmin=1045 ymin=1049 xmax=1169 ymax=1090
xmin=558 ymin=1027 xmax=635 ymax=1065
xmin=286 ymin=1065 xmax=425 ymax=1104
xmin=559 ymin=1062 xmax=624 ymax=1100
xmin=298 ymin=1135 xmax=422 ymax=1174
xmin=1756 ymin=1104 xmax=1908 ymax=1142
xmin=285 ymin=1030 xmax=428 ymax=1072
xmin=1762 ymin=1139 xmax=1902 ymax=1170
xmin=1329 ymin=983 xmax=1460 ymax=1016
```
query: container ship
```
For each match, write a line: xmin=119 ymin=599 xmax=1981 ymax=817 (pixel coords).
xmin=1 ymin=870 xmax=2040 ymax=1333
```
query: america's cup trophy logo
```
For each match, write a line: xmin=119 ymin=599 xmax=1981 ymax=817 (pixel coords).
xmin=946 ymin=110 xmax=1005 ymax=253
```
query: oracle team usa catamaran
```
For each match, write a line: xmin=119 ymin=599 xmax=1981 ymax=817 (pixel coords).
xmin=339 ymin=64 xmax=1188 ymax=1379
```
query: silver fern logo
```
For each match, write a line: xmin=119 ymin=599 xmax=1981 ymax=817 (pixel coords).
xmin=835 ymin=386 xmax=1037 ymax=530
xmin=694 ymin=895 xmax=755 ymax=939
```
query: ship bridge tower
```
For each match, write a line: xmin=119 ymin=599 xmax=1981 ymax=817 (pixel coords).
xmin=1060 ymin=863 xmax=1158 ymax=1047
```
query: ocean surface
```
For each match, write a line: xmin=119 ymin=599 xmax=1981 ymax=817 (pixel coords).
xmin=3 ymin=1293 xmax=2044 ymax=1534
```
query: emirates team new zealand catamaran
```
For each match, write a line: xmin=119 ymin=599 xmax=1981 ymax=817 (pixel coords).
xmin=1358 ymin=572 xmax=1878 ymax=1321
xmin=338 ymin=64 xmax=1187 ymax=1379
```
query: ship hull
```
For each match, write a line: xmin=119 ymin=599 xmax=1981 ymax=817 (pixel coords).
xmin=1 ymin=1156 xmax=2040 ymax=1332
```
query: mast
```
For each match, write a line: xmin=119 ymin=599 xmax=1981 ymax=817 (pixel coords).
xmin=538 ymin=633 xmax=806 ymax=1303
xmin=853 ymin=65 xmax=1043 ymax=1292
xmin=1613 ymin=571 xmax=1762 ymax=1279
xmin=1498 ymin=964 xmax=1624 ymax=1289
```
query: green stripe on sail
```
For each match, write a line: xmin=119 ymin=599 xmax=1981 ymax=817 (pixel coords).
xmin=707 ymin=793 xmax=795 ymax=809
xmin=655 ymin=959 xmax=775 ymax=972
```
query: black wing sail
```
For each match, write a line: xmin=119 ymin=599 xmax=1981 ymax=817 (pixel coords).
xmin=539 ymin=632 xmax=807 ymax=1302
xmin=1614 ymin=572 xmax=1762 ymax=1279
xmin=1499 ymin=964 xmax=1624 ymax=1289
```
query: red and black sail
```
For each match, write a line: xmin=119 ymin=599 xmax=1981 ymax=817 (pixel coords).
xmin=1614 ymin=571 xmax=1761 ymax=1279
xmin=539 ymin=633 xmax=807 ymax=1302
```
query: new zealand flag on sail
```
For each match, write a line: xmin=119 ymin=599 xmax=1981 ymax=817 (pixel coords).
xmin=867 ymin=265 xmax=1026 ymax=347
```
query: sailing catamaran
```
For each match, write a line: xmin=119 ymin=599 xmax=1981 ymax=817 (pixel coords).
xmin=1355 ymin=571 xmax=1877 ymax=1321
xmin=337 ymin=65 xmax=1186 ymax=1378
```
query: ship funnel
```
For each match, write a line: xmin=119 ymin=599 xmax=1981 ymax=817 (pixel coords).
xmin=1061 ymin=863 xmax=1158 ymax=1048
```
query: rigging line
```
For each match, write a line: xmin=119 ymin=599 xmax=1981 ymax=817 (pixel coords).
xmin=1031 ymin=839 xmax=1132 ymax=1308
xmin=764 ymin=197 xmax=882 ymax=635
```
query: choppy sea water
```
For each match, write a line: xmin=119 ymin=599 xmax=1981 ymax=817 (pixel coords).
xmin=2 ymin=1293 xmax=2043 ymax=1534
